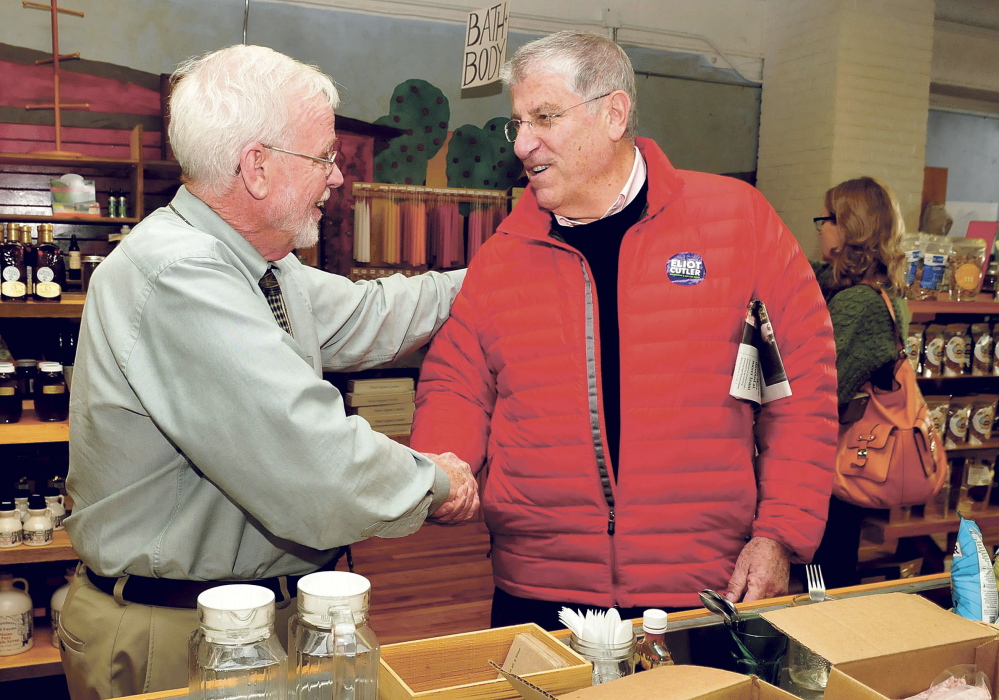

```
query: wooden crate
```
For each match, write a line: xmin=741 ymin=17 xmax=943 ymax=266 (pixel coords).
xmin=379 ymin=622 xmax=591 ymax=700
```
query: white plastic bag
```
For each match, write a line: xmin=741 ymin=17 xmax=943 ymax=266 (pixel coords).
xmin=900 ymin=665 xmax=992 ymax=699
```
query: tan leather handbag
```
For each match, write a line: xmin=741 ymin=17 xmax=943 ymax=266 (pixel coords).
xmin=832 ymin=287 xmax=948 ymax=509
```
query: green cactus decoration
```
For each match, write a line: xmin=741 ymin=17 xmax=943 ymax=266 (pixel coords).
xmin=373 ymin=79 xmax=450 ymax=185
xmin=445 ymin=117 xmax=522 ymax=191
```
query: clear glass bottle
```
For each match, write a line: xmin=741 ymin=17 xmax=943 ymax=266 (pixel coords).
xmin=22 ymin=494 xmax=53 ymax=546
xmin=189 ymin=584 xmax=286 ymax=700
xmin=0 ymin=362 xmax=21 ymax=424
xmin=34 ymin=362 xmax=68 ymax=422
xmin=290 ymin=571 xmax=380 ymax=700
xmin=636 ymin=608 xmax=673 ymax=671
xmin=0 ymin=501 xmax=22 ymax=548
xmin=50 ymin=566 xmax=76 ymax=649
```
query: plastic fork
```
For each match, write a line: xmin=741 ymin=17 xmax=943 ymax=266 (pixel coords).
xmin=806 ymin=564 xmax=826 ymax=603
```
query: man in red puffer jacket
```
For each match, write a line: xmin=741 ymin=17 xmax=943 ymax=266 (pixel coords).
xmin=411 ymin=30 xmax=837 ymax=630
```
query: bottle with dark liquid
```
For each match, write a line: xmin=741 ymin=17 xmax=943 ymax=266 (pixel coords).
xmin=33 ymin=223 xmax=64 ymax=302
xmin=0 ymin=223 xmax=27 ymax=302
xmin=20 ymin=224 xmax=35 ymax=298
xmin=0 ymin=362 xmax=21 ymax=424
xmin=67 ymin=233 xmax=81 ymax=285
xmin=34 ymin=361 xmax=68 ymax=422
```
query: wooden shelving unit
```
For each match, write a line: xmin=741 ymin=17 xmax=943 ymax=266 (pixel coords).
xmin=0 ymin=529 xmax=76 ymax=566
xmin=0 ymin=532 xmax=79 ymax=682
xmin=0 ymin=401 xmax=68 ymax=445
xmin=0 ymin=293 xmax=85 ymax=319
xmin=856 ymin=294 xmax=999 ymax=558
xmin=908 ymin=295 xmax=999 ymax=321
xmin=861 ymin=505 xmax=999 ymax=544
xmin=0 ymin=624 xmax=64 ymax=682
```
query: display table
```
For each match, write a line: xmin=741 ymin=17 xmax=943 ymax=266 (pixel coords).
xmin=115 ymin=573 xmax=951 ymax=700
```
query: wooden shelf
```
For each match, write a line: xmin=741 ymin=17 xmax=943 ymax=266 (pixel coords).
xmin=861 ymin=504 xmax=999 ymax=544
xmin=4 ymin=214 xmax=140 ymax=225
xmin=0 ymin=401 xmax=68 ymax=445
xmin=0 ymin=624 xmax=64 ymax=682
xmin=909 ymin=295 xmax=999 ymax=320
xmin=0 ymin=529 xmax=77 ymax=566
xmin=0 ymin=293 xmax=85 ymax=318
xmin=0 ymin=153 xmax=138 ymax=169
xmin=944 ymin=439 xmax=999 ymax=457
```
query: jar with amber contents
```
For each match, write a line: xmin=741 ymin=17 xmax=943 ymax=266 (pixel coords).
xmin=34 ymin=362 xmax=68 ymax=422
xmin=0 ymin=363 xmax=20 ymax=424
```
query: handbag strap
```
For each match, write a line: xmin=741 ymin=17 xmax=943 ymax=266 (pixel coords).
xmin=864 ymin=283 xmax=905 ymax=354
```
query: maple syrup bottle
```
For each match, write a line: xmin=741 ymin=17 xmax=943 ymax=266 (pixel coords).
xmin=0 ymin=224 xmax=27 ymax=302
xmin=33 ymin=224 xmax=64 ymax=302
xmin=19 ymin=225 xmax=35 ymax=298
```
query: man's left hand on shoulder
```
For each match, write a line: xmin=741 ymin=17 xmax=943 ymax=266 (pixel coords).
xmin=723 ymin=536 xmax=790 ymax=603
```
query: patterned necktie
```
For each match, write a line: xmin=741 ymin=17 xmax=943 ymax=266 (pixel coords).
xmin=258 ymin=266 xmax=293 ymax=336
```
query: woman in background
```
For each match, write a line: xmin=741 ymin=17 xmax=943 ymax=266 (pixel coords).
xmin=810 ymin=176 xmax=909 ymax=588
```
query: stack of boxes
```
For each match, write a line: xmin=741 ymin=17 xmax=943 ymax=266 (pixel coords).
xmin=345 ymin=377 xmax=416 ymax=436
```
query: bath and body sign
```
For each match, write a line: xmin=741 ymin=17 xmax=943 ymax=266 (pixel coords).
xmin=462 ymin=2 xmax=509 ymax=89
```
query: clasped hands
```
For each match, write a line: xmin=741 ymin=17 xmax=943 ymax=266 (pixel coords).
xmin=424 ymin=451 xmax=479 ymax=524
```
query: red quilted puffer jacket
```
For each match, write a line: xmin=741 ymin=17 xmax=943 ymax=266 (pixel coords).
xmin=411 ymin=139 xmax=837 ymax=608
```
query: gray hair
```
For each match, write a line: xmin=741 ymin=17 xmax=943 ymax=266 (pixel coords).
xmin=168 ymin=45 xmax=340 ymax=194
xmin=501 ymin=31 xmax=637 ymax=138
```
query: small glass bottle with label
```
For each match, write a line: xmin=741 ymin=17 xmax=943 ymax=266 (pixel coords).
xmin=635 ymin=609 xmax=673 ymax=671
xmin=0 ymin=501 xmax=22 ymax=548
xmin=32 ymin=223 xmax=64 ymax=302
xmin=22 ymin=494 xmax=53 ymax=546
xmin=67 ymin=233 xmax=81 ymax=285
xmin=0 ymin=362 xmax=21 ymax=424
xmin=34 ymin=362 xmax=69 ymax=422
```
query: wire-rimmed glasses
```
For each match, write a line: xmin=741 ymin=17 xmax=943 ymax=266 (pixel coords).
xmin=504 ymin=92 xmax=613 ymax=142
xmin=263 ymin=144 xmax=338 ymax=176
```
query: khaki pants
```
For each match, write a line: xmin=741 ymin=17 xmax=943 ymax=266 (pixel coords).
xmin=59 ymin=564 xmax=296 ymax=700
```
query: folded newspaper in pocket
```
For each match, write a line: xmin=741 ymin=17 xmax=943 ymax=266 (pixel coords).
xmin=729 ymin=299 xmax=792 ymax=406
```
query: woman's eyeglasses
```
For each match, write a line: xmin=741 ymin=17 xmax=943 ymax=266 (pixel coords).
xmin=813 ymin=215 xmax=836 ymax=231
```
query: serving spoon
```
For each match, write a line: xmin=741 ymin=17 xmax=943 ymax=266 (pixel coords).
xmin=699 ymin=588 xmax=742 ymax=628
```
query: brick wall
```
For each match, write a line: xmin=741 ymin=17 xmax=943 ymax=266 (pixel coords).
xmin=757 ymin=0 xmax=935 ymax=258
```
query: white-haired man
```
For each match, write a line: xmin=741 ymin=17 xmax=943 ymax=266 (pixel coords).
xmin=60 ymin=44 xmax=477 ymax=699
xmin=411 ymin=31 xmax=838 ymax=629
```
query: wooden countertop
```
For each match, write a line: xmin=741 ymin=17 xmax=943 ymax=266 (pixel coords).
xmin=112 ymin=573 xmax=951 ymax=700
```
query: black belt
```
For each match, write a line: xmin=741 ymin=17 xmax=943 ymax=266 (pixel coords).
xmin=85 ymin=546 xmax=351 ymax=609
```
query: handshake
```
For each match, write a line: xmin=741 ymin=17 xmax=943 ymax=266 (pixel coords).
xmin=423 ymin=451 xmax=480 ymax=525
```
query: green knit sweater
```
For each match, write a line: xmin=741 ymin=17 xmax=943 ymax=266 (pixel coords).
xmin=811 ymin=261 xmax=910 ymax=407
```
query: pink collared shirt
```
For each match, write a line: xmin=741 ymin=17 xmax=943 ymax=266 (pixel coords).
xmin=554 ymin=146 xmax=647 ymax=227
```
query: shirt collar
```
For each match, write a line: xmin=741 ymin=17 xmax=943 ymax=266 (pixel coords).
xmin=554 ymin=145 xmax=646 ymax=227
xmin=168 ymin=185 xmax=283 ymax=282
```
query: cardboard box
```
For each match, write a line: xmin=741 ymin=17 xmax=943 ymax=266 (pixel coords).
xmin=500 ymin=664 xmax=799 ymax=700
xmin=378 ymin=623 xmax=591 ymax=700
xmin=762 ymin=592 xmax=999 ymax=700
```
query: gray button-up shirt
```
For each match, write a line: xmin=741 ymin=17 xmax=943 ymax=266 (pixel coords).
xmin=66 ymin=186 xmax=463 ymax=580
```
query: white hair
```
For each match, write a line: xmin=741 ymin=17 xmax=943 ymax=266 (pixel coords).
xmin=168 ymin=45 xmax=340 ymax=195
xmin=501 ymin=31 xmax=638 ymax=138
